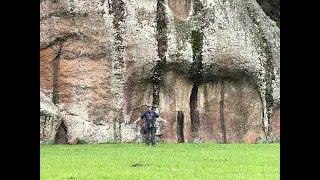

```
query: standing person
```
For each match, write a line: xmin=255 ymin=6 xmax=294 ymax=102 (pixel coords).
xmin=133 ymin=104 xmax=167 ymax=146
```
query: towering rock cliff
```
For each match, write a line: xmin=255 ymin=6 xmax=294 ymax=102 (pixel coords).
xmin=40 ymin=0 xmax=280 ymax=144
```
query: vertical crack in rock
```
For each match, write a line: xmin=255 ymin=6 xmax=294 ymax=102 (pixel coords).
xmin=153 ymin=0 xmax=168 ymax=107
xmin=219 ymin=82 xmax=227 ymax=143
xmin=118 ymin=120 xmax=122 ymax=141
xmin=177 ymin=111 xmax=185 ymax=143
xmin=189 ymin=0 xmax=204 ymax=142
xmin=113 ymin=118 xmax=117 ymax=142
xmin=49 ymin=33 xmax=78 ymax=105
xmin=52 ymin=43 xmax=62 ymax=105
xmin=190 ymin=84 xmax=200 ymax=140
xmin=109 ymin=0 xmax=125 ymax=142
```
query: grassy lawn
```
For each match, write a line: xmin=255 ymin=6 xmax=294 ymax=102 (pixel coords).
xmin=40 ymin=143 xmax=280 ymax=180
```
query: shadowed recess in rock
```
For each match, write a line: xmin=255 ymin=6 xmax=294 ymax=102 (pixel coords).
xmin=54 ymin=120 xmax=67 ymax=144
xmin=52 ymin=43 xmax=62 ymax=105
xmin=177 ymin=111 xmax=185 ymax=143
xmin=190 ymin=84 xmax=200 ymax=140
xmin=153 ymin=0 xmax=168 ymax=106
xmin=189 ymin=23 xmax=204 ymax=141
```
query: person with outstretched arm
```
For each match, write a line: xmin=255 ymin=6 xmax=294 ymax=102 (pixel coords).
xmin=133 ymin=104 xmax=167 ymax=146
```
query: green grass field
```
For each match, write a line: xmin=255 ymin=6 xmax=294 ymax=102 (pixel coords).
xmin=40 ymin=143 xmax=280 ymax=180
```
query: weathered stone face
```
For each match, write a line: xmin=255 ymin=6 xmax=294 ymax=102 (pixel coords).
xmin=271 ymin=107 xmax=280 ymax=142
xmin=40 ymin=90 xmax=62 ymax=144
xmin=197 ymin=78 xmax=264 ymax=143
xmin=159 ymin=71 xmax=193 ymax=143
xmin=158 ymin=73 xmax=265 ymax=143
xmin=40 ymin=0 xmax=279 ymax=144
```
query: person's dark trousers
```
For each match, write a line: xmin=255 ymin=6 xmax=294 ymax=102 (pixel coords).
xmin=145 ymin=127 xmax=156 ymax=146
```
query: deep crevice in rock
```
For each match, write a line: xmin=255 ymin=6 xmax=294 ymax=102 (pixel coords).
xmin=43 ymin=33 xmax=79 ymax=105
xmin=52 ymin=43 xmax=62 ymax=105
xmin=190 ymin=84 xmax=200 ymax=140
xmin=153 ymin=0 xmax=168 ymax=106
xmin=111 ymin=0 xmax=125 ymax=56
xmin=177 ymin=111 xmax=185 ymax=143
xmin=189 ymin=0 xmax=204 ymax=140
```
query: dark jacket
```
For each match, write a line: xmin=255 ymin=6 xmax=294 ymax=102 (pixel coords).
xmin=140 ymin=110 xmax=159 ymax=129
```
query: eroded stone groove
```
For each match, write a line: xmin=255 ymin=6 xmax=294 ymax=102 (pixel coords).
xmin=111 ymin=0 xmax=125 ymax=55
xmin=189 ymin=30 xmax=204 ymax=82
xmin=42 ymin=33 xmax=78 ymax=105
xmin=177 ymin=111 xmax=185 ymax=143
xmin=153 ymin=0 xmax=168 ymax=106
xmin=189 ymin=31 xmax=204 ymax=141
xmin=189 ymin=0 xmax=204 ymax=140
xmin=219 ymin=82 xmax=227 ymax=143
xmin=118 ymin=120 xmax=122 ymax=141
xmin=190 ymin=84 xmax=199 ymax=140
xmin=52 ymin=43 xmax=62 ymax=105
xmin=109 ymin=0 xmax=125 ymax=143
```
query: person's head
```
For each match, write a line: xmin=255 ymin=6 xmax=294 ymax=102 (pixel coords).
xmin=147 ymin=104 xmax=152 ymax=111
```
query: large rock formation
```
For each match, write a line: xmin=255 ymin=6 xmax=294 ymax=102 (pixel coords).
xmin=40 ymin=0 xmax=280 ymax=144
